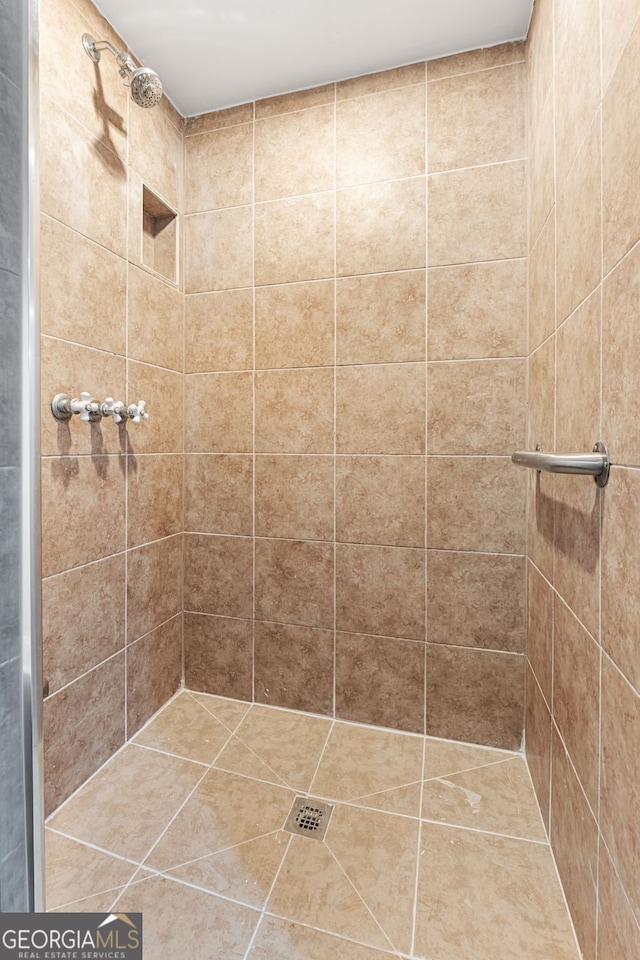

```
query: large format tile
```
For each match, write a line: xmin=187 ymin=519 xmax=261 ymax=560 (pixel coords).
xmin=183 ymin=613 xmax=254 ymax=701
xmin=428 ymin=260 xmax=526 ymax=361
xmin=113 ymin=873 xmax=259 ymax=960
xmin=133 ymin=692 xmax=232 ymax=765
xmin=310 ymin=721 xmax=423 ymax=815
xmin=422 ymin=756 xmax=546 ymax=840
xmin=427 ymin=551 xmax=525 ymax=652
xmin=267 ymin=836 xmax=394 ymax=951
xmin=248 ymin=916 xmax=398 ymax=960
xmin=256 ymin=280 xmax=334 ymax=369
xmin=255 ymin=104 xmax=334 ymax=201
xmin=428 ymin=62 xmax=525 ymax=172
xmin=45 ymin=830 xmax=137 ymax=910
xmin=227 ymin=705 xmax=332 ymax=792
xmin=144 ymin=767 xmax=295 ymax=906
xmin=415 ymin=822 xmax=579 ymax=960
xmin=337 ymin=271 xmax=425 ymax=365
xmin=48 ymin=744 xmax=204 ymax=862
xmin=325 ymin=804 xmax=419 ymax=953
xmin=254 ymin=621 xmax=334 ymax=715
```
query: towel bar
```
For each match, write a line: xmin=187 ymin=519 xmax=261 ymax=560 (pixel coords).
xmin=511 ymin=441 xmax=609 ymax=487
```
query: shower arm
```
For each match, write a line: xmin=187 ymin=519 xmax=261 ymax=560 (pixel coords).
xmin=82 ymin=34 xmax=136 ymax=78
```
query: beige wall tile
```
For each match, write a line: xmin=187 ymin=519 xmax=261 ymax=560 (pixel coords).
xmin=525 ymin=665 xmax=552 ymax=831
xmin=41 ymin=455 xmax=126 ymax=577
xmin=428 ymin=62 xmax=525 ymax=172
xmin=255 ymin=194 xmax=334 ymax=285
xmin=337 ymin=363 xmax=425 ymax=455
xmin=527 ymin=335 xmax=555 ymax=451
xmin=428 ymin=161 xmax=526 ymax=266
xmin=39 ymin=0 xmax=128 ymax=158
xmin=184 ymin=454 xmax=253 ymax=536
xmin=185 ymin=122 xmax=253 ymax=213
xmin=528 ymin=212 xmax=556 ymax=352
xmin=185 ymin=372 xmax=253 ymax=453
xmin=256 ymin=84 xmax=335 ymax=119
xmin=603 ymin=242 xmax=640 ymax=464
xmin=255 ymin=368 xmax=334 ymax=454
xmin=43 ymin=653 xmax=125 ymax=815
xmin=556 ymin=290 xmax=601 ymax=453
xmin=554 ymin=0 xmax=601 ymax=190
xmin=337 ymin=85 xmax=425 ymax=187
xmin=255 ymin=455 xmax=334 ymax=541
xmin=256 ymin=280 xmax=334 ymax=369
xmin=550 ymin=731 xmax=599 ymax=960
xmin=337 ymin=62 xmax=425 ymax=99
xmin=255 ymin=105 xmax=334 ymax=201
xmin=42 ymin=554 xmax=125 ymax=694
xmin=40 ymin=215 xmax=126 ymax=355
xmin=185 ymin=289 xmax=253 ymax=374
xmin=428 ymin=259 xmax=526 ymax=360
xmin=337 ymin=178 xmax=426 ymax=276
xmin=184 ymin=534 xmax=253 ymax=619
xmin=556 ymin=118 xmax=602 ymax=324
xmin=529 ymin=87 xmax=556 ymax=249
xmin=127 ymin=266 xmax=183 ymax=372
xmin=255 ymin=538 xmax=334 ymax=628
xmin=597 ymin=840 xmax=640 ymax=960
xmin=427 ymin=456 xmax=526 ymax=554
xmin=255 ymin=621 xmax=334 ymax=715
xmin=127 ymin=616 xmax=183 ymax=737
xmin=427 ymin=551 xmax=525 ymax=652
xmin=337 ymin=271 xmax=425 ymax=365
xmin=602 ymin=467 xmax=640 ymax=693
xmin=600 ymin=655 xmax=640 ymax=924
xmin=527 ymin=0 xmax=554 ymax=137
xmin=186 ymin=103 xmax=253 ymax=135
xmin=527 ymin=561 xmax=554 ymax=705
xmin=428 ymin=42 xmax=525 ymax=81
xmin=40 ymin=94 xmax=127 ymax=257
xmin=128 ymin=98 xmax=183 ymax=211
xmin=601 ymin=0 xmax=640 ymax=90
xmin=336 ymin=455 xmax=425 ymax=547
xmin=426 ymin=645 xmax=525 ymax=749
xmin=126 ymin=362 xmax=183 ymax=455
xmin=526 ymin=469 xmax=556 ymax=584
xmin=127 ymin=454 xmax=183 ymax=548
xmin=336 ymin=542 xmax=425 ymax=640
xmin=335 ymin=632 xmax=425 ymax=732
xmin=554 ymin=476 xmax=601 ymax=641
xmin=127 ymin=535 xmax=183 ymax=643
xmin=185 ymin=207 xmax=253 ymax=293
xmin=184 ymin=613 xmax=253 ymax=700
xmin=428 ymin=359 xmax=525 ymax=455
xmin=553 ymin=598 xmax=601 ymax=811
xmin=41 ymin=336 xmax=126 ymax=458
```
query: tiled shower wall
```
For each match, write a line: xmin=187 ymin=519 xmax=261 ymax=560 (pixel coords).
xmin=182 ymin=46 xmax=528 ymax=747
xmin=525 ymin=0 xmax=640 ymax=956
xmin=39 ymin=0 xmax=185 ymax=814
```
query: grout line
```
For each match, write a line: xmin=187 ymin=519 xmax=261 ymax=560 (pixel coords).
xmin=241 ymin=833 xmax=294 ymax=960
xmin=322 ymin=842 xmax=399 ymax=954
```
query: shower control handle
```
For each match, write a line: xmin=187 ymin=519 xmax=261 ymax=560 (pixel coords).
xmin=100 ymin=397 xmax=126 ymax=424
xmin=126 ymin=400 xmax=149 ymax=424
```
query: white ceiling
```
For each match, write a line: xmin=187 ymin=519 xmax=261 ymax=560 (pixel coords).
xmin=94 ymin=0 xmax=534 ymax=117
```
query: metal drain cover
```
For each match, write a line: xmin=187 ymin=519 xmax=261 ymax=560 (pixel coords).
xmin=284 ymin=797 xmax=334 ymax=841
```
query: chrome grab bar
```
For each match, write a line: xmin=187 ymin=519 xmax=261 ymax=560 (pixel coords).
xmin=511 ymin=441 xmax=610 ymax=488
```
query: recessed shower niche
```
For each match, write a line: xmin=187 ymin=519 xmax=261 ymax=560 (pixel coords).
xmin=142 ymin=184 xmax=178 ymax=283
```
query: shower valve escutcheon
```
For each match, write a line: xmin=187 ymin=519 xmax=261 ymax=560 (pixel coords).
xmin=51 ymin=393 xmax=150 ymax=425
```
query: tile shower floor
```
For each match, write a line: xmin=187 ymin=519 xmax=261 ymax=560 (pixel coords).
xmin=46 ymin=691 xmax=581 ymax=960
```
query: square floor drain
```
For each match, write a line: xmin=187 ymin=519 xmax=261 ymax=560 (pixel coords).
xmin=284 ymin=797 xmax=334 ymax=841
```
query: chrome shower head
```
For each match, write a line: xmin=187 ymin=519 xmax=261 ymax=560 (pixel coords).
xmin=82 ymin=33 xmax=163 ymax=108
xmin=129 ymin=67 xmax=163 ymax=108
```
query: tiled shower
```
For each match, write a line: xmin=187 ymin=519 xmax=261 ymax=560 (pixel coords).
xmin=33 ymin=0 xmax=640 ymax=954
